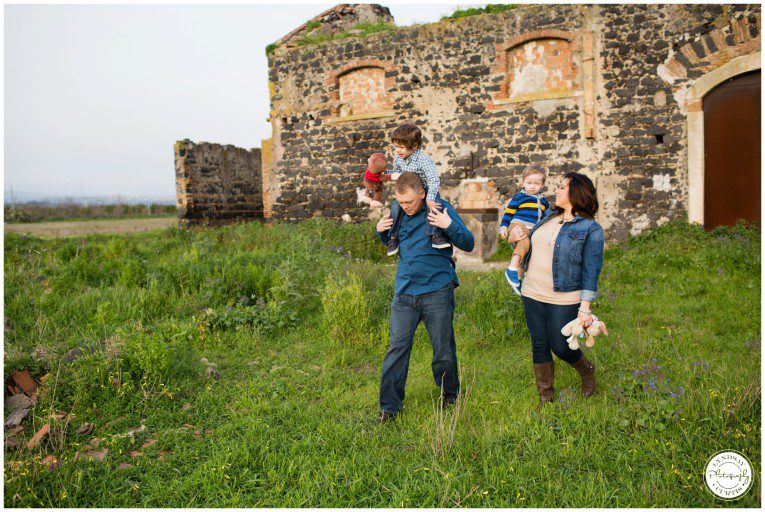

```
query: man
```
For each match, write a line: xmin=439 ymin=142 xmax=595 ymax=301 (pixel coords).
xmin=374 ymin=172 xmax=475 ymax=424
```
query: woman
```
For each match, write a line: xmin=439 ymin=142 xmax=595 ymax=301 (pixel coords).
xmin=507 ymin=172 xmax=604 ymax=407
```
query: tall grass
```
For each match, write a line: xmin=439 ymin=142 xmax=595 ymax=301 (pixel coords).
xmin=5 ymin=202 xmax=176 ymax=223
xmin=3 ymin=219 xmax=760 ymax=507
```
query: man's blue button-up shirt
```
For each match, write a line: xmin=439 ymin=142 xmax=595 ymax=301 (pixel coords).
xmin=377 ymin=199 xmax=475 ymax=295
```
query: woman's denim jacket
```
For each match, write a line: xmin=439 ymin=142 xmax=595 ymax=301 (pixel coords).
xmin=521 ymin=210 xmax=604 ymax=302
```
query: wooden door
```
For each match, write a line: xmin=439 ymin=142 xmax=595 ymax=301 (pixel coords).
xmin=703 ymin=70 xmax=760 ymax=229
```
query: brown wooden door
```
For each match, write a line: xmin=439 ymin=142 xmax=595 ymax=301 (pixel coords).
xmin=703 ymin=70 xmax=760 ymax=229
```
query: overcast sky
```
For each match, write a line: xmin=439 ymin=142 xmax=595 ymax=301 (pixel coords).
xmin=4 ymin=2 xmax=467 ymax=201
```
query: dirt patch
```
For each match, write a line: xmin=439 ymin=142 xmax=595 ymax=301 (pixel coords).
xmin=350 ymin=363 xmax=376 ymax=375
xmin=5 ymin=217 xmax=177 ymax=238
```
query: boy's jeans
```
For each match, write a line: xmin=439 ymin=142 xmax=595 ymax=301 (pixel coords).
xmin=379 ymin=282 xmax=459 ymax=413
xmin=389 ymin=191 xmax=445 ymax=238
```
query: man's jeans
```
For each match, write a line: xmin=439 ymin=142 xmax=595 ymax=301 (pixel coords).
xmin=521 ymin=295 xmax=583 ymax=364
xmin=389 ymin=191 xmax=445 ymax=238
xmin=379 ymin=282 xmax=459 ymax=413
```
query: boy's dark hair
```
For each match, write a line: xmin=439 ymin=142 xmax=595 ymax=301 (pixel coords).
xmin=395 ymin=172 xmax=425 ymax=194
xmin=558 ymin=171 xmax=599 ymax=218
xmin=391 ymin=123 xmax=422 ymax=150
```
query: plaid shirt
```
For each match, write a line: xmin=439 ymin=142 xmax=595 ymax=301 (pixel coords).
xmin=387 ymin=148 xmax=440 ymax=202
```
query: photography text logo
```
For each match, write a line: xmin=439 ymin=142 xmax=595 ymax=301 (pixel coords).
xmin=704 ymin=450 xmax=753 ymax=500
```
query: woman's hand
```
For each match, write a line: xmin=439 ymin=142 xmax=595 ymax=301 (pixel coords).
xmin=578 ymin=300 xmax=593 ymax=329
xmin=578 ymin=310 xmax=593 ymax=329
xmin=376 ymin=213 xmax=394 ymax=233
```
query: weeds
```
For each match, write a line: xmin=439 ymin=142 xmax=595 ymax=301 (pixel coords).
xmin=428 ymin=368 xmax=473 ymax=461
xmin=4 ymin=202 xmax=175 ymax=223
xmin=441 ymin=4 xmax=519 ymax=21
xmin=321 ymin=272 xmax=371 ymax=364
xmin=3 ymin=219 xmax=760 ymax=507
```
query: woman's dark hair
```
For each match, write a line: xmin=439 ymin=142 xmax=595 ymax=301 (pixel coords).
xmin=558 ymin=172 xmax=599 ymax=218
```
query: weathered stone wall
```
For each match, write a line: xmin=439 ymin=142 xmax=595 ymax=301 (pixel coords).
xmin=175 ymin=140 xmax=263 ymax=226
xmin=266 ymin=4 xmax=761 ymax=240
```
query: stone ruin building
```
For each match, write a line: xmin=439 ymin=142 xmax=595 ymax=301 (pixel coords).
xmin=176 ymin=3 xmax=761 ymax=258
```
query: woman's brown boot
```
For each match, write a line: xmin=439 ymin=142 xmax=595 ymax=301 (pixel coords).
xmin=571 ymin=355 xmax=596 ymax=397
xmin=533 ymin=362 xmax=555 ymax=406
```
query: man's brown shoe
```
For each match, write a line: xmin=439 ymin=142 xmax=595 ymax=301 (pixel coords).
xmin=374 ymin=410 xmax=399 ymax=424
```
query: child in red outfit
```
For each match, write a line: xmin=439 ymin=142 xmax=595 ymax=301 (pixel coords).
xmin=361 ymin=152 xmax=393 ymax=207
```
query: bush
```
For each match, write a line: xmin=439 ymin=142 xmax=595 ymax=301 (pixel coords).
xmin=321 ymin=273 xmax=371 ymax=362
xmin=120 ymin=323 xmax=197 ymax=383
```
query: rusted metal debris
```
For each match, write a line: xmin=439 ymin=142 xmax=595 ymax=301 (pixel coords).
xmin=26 ymin=423 xmax=50 ymax=450
xmin=5 ymin=370 xmax=40 ymax=398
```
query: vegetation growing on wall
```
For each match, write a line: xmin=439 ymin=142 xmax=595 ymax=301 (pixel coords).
xmin=441 ymin=4 xmax=519 ymax=20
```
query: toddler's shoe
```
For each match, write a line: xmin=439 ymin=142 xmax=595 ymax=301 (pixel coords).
xmin=505 ymin=268 xmax=522 ymax=296
xmin=387 ymin=237 xmax=400 ymax=256
xmin=431 ymin=233 xmax=452 ymax=249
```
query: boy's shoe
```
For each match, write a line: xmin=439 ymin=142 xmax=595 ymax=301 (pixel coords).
xmin=431 ymin=233 xmax=452 ymax=249
xmin=374 ymin=410 xmax=399 ymax=424
xmin=505 ymin=268 xmax=522 ymax=296
xmin=387 ymin=237 xmax=399 ymax=256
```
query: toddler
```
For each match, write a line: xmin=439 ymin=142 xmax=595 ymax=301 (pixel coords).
xmin=500 ymin=164 xmax=550 ymax=295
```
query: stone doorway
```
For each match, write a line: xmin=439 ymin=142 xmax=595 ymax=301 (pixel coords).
xmin=702 ymin=70 xmax=761 ymax=229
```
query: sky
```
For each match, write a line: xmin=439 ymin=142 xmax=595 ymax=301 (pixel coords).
xmin=4 ymin=2 xmax=468 ymax=201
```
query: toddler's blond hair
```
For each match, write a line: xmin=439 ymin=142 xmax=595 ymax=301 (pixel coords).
xmin=521 ymin=164 xmax=546 ymax=183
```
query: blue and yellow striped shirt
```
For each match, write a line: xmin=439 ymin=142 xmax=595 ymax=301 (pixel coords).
xmin=500 ymin=191 xmax=550 ymax=229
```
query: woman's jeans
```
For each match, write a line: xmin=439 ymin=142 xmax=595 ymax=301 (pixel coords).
xmin=521 ymin=296 xmax=584 ymax=364
xmin=379 ymin=282 xmax=459 ymax=413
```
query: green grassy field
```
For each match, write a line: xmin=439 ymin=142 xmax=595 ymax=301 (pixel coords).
xmin=3 ymin=219 xmax=760 ymax=507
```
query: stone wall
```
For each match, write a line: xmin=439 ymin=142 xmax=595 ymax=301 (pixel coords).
xmin=175 ymin=140 xmax=263 ymax=226
xmin=266 ymin=3 xmax=761 ymax=240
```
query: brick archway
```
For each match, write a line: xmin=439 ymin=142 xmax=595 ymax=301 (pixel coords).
xmin=489 ymin=30 xmax=581 ymax=105
xmin=685 ymin=52 xmax=761 ymax=225
xmin=657 ymin=12 xmax=761 ymax=225
xmin=325 ymin=59 xmax=395 ymax=122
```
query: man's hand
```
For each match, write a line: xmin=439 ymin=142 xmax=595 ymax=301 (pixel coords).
xmin=376 ymin=213 xmax=394 ymax=233
xmin=499 ymin=226 xmax=508 ymax=239
xmin=507 ymin=225 xmax=527 ymax=243
xmin=390 ymin=172 xmax=401 ymax=181
xmin=427 ymin=207 xmax=452 ymax=229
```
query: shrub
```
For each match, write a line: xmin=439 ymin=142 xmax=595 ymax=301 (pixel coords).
xmin=198 ymin=298 xmax=297 ymax=334
xmin=121 ymin=323 xmax=196 ymax=383
xmin=321 ymin=273 xmax=371 ymax=362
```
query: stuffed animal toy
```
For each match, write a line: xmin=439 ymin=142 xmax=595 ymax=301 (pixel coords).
xmin=561 ymin=315 xmax=609 ymax=350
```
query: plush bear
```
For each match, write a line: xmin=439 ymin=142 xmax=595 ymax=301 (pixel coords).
xmin=561 ymin=315 xmax=609 ymax=350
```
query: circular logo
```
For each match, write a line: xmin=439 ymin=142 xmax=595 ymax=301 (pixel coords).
xmin=704 ymin=450 xmax=753 ymax=500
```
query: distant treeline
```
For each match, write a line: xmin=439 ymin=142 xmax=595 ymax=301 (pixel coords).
xmin=5 ymin=202 xmax=176 ymax=223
